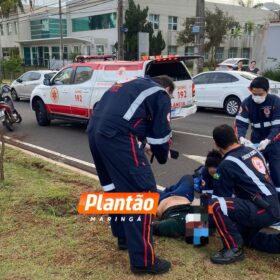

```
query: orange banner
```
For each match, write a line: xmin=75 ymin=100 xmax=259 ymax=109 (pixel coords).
xmin=78 ymin=192 xmax=159 ymax=215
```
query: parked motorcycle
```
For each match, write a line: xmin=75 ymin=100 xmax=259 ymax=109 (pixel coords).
xmin=0 ymin=84 xmax=22 ymax=131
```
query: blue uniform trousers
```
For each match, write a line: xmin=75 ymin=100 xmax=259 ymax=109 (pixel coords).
xmin=211 ymin=197 xmax=279 ymax=253
xmin=88 ymin=125 xmax=157 ymax=267
xmin=263 ymin=142 xmax=280 ymax=193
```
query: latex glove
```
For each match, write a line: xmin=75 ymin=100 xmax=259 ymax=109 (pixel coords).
xmin=239 ymin=137 xmax=253 ymax=147
xmin=258 ymin=139 xmax=271 ymax=151
xmin=144 ymin=143 xmax=153 ymax=156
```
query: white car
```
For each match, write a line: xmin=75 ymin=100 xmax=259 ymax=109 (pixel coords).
xmin=11 ymin=70 xmax=57 ymax=101
xmin=193 ymin=71 xmax=280 ymax=116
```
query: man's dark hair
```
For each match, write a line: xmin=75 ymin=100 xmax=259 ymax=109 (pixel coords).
xmin=249 ymin=76 xmax=269 ymax=92
xmin=205 ymin=150 xmax=223 ymax=168
xmin=250 ymin=60 xmax=256 ymax=64
xmin=213 ymin=125 xmax=238 ymax=150
xmin=152 ymin=75 xmax=175 ymax=94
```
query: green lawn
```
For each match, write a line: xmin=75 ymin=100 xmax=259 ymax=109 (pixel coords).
xmin=0 ymin=147 xmax=279 ymax=280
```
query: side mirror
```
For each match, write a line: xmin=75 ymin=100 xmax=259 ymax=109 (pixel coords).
xmin=43 ymin=78 xmax=51 ymax=86
xmin=16 ymin=78 xmax=22 ymax=83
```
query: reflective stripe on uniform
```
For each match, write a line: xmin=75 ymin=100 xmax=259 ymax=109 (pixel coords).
xmin=102 ymin=183 xmax=115 ymax=192
xmin=252 ymin=123 xmax=261 ymax=128
xmin=212 ymin=195 xmax=228 ymax=216
xmin=202 ymin=190 xmax=213 ymax=194
xmin=276 ymin=187 xmax=280 ymax=193
xmin=123 ymin=86 xmax=165 ymax=121
xmin=225 ymin=156 xmax=272 ymax=196
xmin=146 ymin=132 xmax=172 ymax=145
xmin=236 ymin=115 xmax=250 ymax=124
xmin=264 ymin=122 xmax=272 ymax=127
xmin=272 ymin=120 xmax=280 ymax=126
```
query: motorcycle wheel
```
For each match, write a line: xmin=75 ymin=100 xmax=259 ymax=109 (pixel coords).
xmin=14 ymin=110 xmax=22 ymax=123
xmin=3 ymin=117 xmax=14 ymax=132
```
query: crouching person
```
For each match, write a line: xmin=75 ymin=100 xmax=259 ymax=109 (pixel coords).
xmin=210 ymin=124 xmax=280 ymax=264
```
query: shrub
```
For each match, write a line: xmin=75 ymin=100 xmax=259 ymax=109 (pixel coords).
xmin=263 ymin=69 xmax=280 ymax=82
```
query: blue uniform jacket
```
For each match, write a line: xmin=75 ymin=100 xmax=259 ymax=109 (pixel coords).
xmin=236 ymin=94 xmax=280 ymax=143
xmin=213 ymin=146 xmax=280 ymax=217
xmin=87 ymin=77 xmax=172 ymax=164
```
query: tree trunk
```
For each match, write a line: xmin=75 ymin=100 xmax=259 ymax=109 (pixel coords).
xmin=0 ymin=131 xmax=5 ymax=181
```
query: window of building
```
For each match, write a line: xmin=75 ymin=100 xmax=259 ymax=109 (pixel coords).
xmin=86 ymin=45 xmax=91 ymax=55
xmin=2 ymin=48 xmax=9 ymax=57
xmin=168 ymin=16 xmax=178 ymax=31
xmin=73 ymin=46 xmax=80 ymax=54
xmin=14 ymin=22 xmax=18 ymax=35
xmin=168 ymin=46 xmax=177 ymax=55
xmin=72 ymin=13 xmax=117 ymax=32
xmin=51 ymin=46 xmax=60 ymax=59
xmin=241 ymin=48 xmax=250 ymax=59
xmin=149 ymin=14 xmax=160 ymax=30
xmin=32 ymin=47 xmax=38 ymax=65
xmin=7 ymin=23 xmax=12 ymax=35
xmin=31 ymin=18 xmax=67 ymax=39
xmin=74 ymin=66 xmax=93 ymax=84
xmin=215 ymin=47 xmax=224 ymax=61
xmin=96 ymin=45 xmax=104 ymax=55
xmin=0 ymin=24 xmax=3 ymax=35
xmin=111 ymin=45 xmax=116 ymax=54
xmin=185 ymin=46 xmax=194 ymax=55
xmin=228 ymin=47 xmax=238 ymax=58
xmin=63 ymin=46 xmax=69 ymax=60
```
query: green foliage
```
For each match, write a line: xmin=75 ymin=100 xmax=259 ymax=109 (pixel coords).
xmin=263 ymin=69 xmax=280 ymax=82
xmin=0 ymin=0 xmax=24 ymax=17
xmin=238 ymin=0 xmax=263 ymax=8
xmin=205 ymin=7 xmax=239 ymax=69
xmin=177 ymin=17 xmax=196 ymax=46
xmin=1 ymin=56 xmax=22 ymax=80
xmin=124 ymin=0 xmax=165 ymax=60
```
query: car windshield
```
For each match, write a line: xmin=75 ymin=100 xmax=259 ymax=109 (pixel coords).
xmin=238 ymin=72 xmax=258 ymax=80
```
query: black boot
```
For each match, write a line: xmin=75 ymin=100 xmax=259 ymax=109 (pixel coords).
xmin=211 ymin=247 xmax=245 ymax=264
xmin=117 ymin=237 xmax=127 ymax=250
xmin=131 ymin=258 xmax=171 ymax=275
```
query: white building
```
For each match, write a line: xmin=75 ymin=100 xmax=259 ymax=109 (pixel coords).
xmin=0 ymin=0 xmax=275 ymax=66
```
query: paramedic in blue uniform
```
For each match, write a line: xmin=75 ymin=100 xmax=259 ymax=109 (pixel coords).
xmin=210 ymin=125 xmax=280 ymax=264
xmin=235 ymin=76 xmax=280 ymax=197
xmin=87 ymin=76 xmax=174 ymax=275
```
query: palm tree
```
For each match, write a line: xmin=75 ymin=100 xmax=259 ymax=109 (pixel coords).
xmin=0 ymin=0 xmax=24 ymax=18
xmin=238 ymin=0 xmax=264 ymax=9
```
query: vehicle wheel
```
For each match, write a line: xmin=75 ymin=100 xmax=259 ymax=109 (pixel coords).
xmin=3 ymin=115 xmax=14 ymax=131
xmin=14 ymin=109 xmax=22 ymax=123
xmin=224 ymin=97 xmax=240 ymax=116
xmin=11 ymin=89 xmax=20 ymax=101
xmin=35 ymin=99 xmax=50 ymax=126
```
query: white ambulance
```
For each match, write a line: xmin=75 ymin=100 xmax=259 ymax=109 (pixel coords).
xmin=30 ymin=55 xmax=197 ymax=126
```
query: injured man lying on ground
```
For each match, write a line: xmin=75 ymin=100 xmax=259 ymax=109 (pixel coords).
xmin=152 ymin=149 xmax=280 ymax=254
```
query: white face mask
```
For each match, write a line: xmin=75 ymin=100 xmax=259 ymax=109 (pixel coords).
xmin=252 ymin=95 xmax=266 ymax=104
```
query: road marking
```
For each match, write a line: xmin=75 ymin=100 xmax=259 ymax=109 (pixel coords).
xmin=213 ymin=115 xmax=234 ymax=120
xmin=183 ymin=154 xmax=206 ymax=164
xmin=173 ymin=130 xmax=212 ymax=139
xmin=4 ymin=135 xmax=96 ymax=169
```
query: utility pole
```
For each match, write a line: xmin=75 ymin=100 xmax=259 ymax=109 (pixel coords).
xmin=59 ymin=0 xmax=64 ymax=65
xmin=117 ymin=0 xmax=124 ymax=60
xmin=193 ymin=0 xmax=205 ymax=75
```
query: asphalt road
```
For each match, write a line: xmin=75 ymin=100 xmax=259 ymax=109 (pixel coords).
xmin=8 ymin=101 xmax=234 ymax=186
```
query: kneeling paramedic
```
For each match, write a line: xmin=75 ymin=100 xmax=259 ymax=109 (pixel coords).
xmin=210 ymin=125 xmax=280 ymax=264
xmin=235 ymin=76 xmax=280 ymax=198
xmin=87 ymin=76 xmax=174 ymax=275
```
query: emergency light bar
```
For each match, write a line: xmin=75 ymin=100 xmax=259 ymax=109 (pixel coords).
xmin=75 ymin=54 xmax=116 ymax=62
xmin=141 ymin=55 xmax=203 ymax=62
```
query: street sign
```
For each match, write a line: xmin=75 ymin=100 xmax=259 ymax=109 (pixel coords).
xmin=192 ymin=25 xmax=200 ymax=33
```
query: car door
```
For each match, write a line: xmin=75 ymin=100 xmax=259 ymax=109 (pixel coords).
xmin=23 ymin=72 xmax=42 ymax=98
xmin=14 ymin=72 xmax=31 ymax=97
xmin=70 ymin=66 xmax=94 ymax=118
xmin=46 ymin=67 xmax=75 ymax=115
xmin=193 ymin=73 xmax=214 ymax=107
